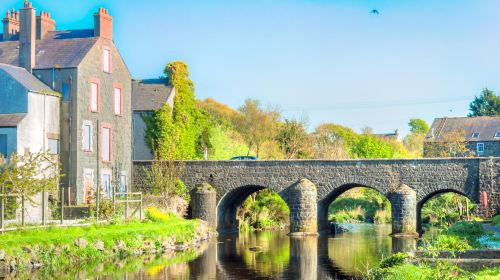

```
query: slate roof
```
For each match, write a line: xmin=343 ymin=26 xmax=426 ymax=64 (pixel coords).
xmin=0 ymin=113 xmax=26 ymax=126
xmin=0 ymin=63 xmax=53 ymax=92
xmin=132 ymin=79 xmax=175 ymax=111
xmin=0 ymin=29 xmax=97 ymax=69
xmin=426 ymin=116 xmax=500 ymax=142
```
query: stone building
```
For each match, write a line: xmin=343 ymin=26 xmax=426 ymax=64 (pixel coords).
xmin=0 ymin=2 xmax=132 ymax=205
xmin=424 ymin=116 xmax=500 ymax=157
xmin=132 ymin=79 xmax=175 ymax=160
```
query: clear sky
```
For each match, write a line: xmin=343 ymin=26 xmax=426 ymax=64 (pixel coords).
xmin=3 ymin=0 xmax=500 ymax=135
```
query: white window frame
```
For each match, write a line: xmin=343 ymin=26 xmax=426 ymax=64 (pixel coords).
xmin=477 ymin=142 xmax=485 ymax=153
xmin=114 ymin=87 xmax=122 ymax=115
xmin=47 ymin=138 xmax=59 ymax=155
xmin=495 ymin=132 xmax=500 ymax=138
xmin=90 ymin=82 xmax=99 ymax=112
xmin=82 ymin=120 xmax=93 ymax=152
xmin=102 ymin=126 xmax=111 ymax=162
xmin=119 ymin=171 xmax=127 ymax=193
xmin=101 ymin=169 xmax=113 ymax=199
xmin=103 ymin=48 xmax=111 ymax=73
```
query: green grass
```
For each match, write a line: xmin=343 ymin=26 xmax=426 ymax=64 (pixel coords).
xmin=491 ymin=214 xmax=500 ymax=226
xmin=0 ymin=218 xmax=199 ymax=253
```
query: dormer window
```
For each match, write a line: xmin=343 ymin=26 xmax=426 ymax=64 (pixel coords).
xmin=103 ymin=48 xmax=111 ymax=73
xmin=471 ymin=132 xmax=479 ymax=139
xmin=495 ymin=132 xmax=500 ymax=138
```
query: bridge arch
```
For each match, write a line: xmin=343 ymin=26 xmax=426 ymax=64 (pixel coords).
xmin=317 ymin=183 xmax=390 ymax=233
xmin=217 ymin=184 xmax=289 ymax=232
xmin=416 ymin=189 xmax=474 ymax=233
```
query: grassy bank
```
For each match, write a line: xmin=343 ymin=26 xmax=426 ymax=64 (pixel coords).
xmin=0 ymin=210 xmax=212 ymax=275
xmin=365 ymin=221 xmax=499 ymax=280
xmin=329 ymin=188 xmax=391 ymax=224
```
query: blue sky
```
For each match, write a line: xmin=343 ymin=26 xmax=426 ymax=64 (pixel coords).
xmin=3 ymin=0 xmax=500 ymax=135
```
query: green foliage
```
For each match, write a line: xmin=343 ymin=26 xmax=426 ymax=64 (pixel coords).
xmin=276 ymin=119 xmax=311 ymax=159
xmin=329 ymin=188 xmax=391 ymax=224
xmin=207 ymin=124 xmax=249 ymax=160
xmin=144 ymin=61 xmax=211 ymax=160
xmin=469 ymin=88 xmax=500 ymax=117
xmin=351 ymin=135 xmax=396 ymax=158
xmin=492 ymin=214 xmax=500 ymax=226
xmin=421 ymin=193 xmax=474 ymax=228
xmin=379 ymin=252 xmax=409 ymax=269
xmin=238 ymin=189 xmax=289 ymax=230
xmin=408 ymin=119 xmax=430 ymax=134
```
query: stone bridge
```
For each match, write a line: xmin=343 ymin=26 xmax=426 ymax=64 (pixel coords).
xmin=133 ymin=158 xmax=499 ymax=236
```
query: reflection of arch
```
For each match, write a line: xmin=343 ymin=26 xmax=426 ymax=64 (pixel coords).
xmin=217 ymin=185 xmax=288 ymax=232
xmin=317 ymin=183 xmax=389 ymax=233
xmin=417 ymin=189 xmax=473 ymax=234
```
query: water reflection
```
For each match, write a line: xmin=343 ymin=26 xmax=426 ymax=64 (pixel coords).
xmin=17 ymin=224 xmax=419 ymax=279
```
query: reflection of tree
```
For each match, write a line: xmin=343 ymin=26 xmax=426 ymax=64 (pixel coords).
xmin=328 ymin=224 xmax=392 ymax=277
xmin=239 ymin=231 xmax=290 ymax=276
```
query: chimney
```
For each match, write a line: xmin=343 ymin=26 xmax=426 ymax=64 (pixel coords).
xmin=94 ymin=8 xmax=112 ymax=39
xmin=19 ymin=1 xmax=36 ymax=72
xmin=36 ymin=11 xmax=55 ymax=39
xmin=2 ymin=9 xmax=20 ymax=41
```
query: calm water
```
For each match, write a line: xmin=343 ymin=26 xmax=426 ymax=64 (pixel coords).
xmin=24 ymin=224 xmax=418 ymax=279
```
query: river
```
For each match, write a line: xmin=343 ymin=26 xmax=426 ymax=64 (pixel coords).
xmin=27 ymin=223 xmax=419 ymax=279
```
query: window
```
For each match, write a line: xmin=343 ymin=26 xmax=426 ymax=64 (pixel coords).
xmin=83 ymin=122 xmax=92 ymax=151
xmin=119 ymin=174 xmax=127 ymax=193
xmin=0 ymin=134 xmax=7 ymax=158
xmin=495 ymin=132 xmax=500 ymax=138
xmin=114 ymin=87 xmax=122 ymax=115
xmin=101 ymin=125 xmax=111 ymax=162
xmin=101 ymin=171 xmax=112 ymax=198
xmin=477 ymin=143 xmax=485 ymax=153
xmin=103 ymin=48 xmax=111 ymax=73
xmin=62 ymin=83 xmax=70 ymax=101
xmin=48 ymin=139 xmax=59 ymax=155
xmin=471 ymin=132 xmax=479 ymax=139
xmin=90 ymin=82 xmax=99 ymax=112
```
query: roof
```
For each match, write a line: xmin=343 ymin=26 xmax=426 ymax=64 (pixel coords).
xmin=0 ymin=29 xmax=97 ymax=69
xmin=0 ymin=63 xmax=53 ymax=92
xmin=426 ymin=116 xmax=500 ymax=142
xmin=132 ymin=79 xmax=175 ymax=111
xmin=0 ymin=113 xmax=26 ymax=126
xmin=373 ymin=130 xmax=400 ymax=141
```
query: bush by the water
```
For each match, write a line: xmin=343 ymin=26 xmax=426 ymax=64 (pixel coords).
xmin=328 ymin=188 xmax=391 ymax=224
xmin=491 ymin=214 xmax=500 ymax=226
xmin=145 ymin=206 xmax=177 ymax=223
xmin=237 ymin=189 xmax=289 ymax=231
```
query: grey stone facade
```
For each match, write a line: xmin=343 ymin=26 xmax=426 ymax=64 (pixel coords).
xmin=134 ymin=158 xmax=500 ymax=234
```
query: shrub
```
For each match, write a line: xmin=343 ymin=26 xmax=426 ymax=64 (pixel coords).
xmin=145 ymin=206 xmax=176 ymax=223
xmin=379 ymin=252 xmax=409 ymax=269
xmin=491 ymin=214 xmax=500 ymax=226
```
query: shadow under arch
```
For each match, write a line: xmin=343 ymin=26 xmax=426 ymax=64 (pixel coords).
xmin=417 ymin=189 xmax=474 ymax=234
xmin=217 ymin=185 xmax=288 ymax=232
xmin=317 ymin=183 xmax=389 ymax=233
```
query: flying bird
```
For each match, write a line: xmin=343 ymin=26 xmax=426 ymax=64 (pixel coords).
xmin=370 ymin=9 xmax=380 ymax=15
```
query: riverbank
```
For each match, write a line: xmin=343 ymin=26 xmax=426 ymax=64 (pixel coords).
xmin=0 ymin=217 xmax=215 ymax=275
xmin=365 ymin=220 xmax=500 ymax=280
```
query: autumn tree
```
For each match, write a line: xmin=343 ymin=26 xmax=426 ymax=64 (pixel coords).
xmin=424 ymin=130 xmax=473 ymax=157
xmin=469 ymin=88 xmax=500 ymax=117
xmin=310 ymin=124 xmax=352 ymax=159
xmin=276 ymin=119 xmax=311 ymax=159
xmin=235 ymin=99 xmax=280 ymax=157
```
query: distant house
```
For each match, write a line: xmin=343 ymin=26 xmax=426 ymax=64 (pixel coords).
xmin=424 ymin=116 xmax=500 ymax=157
xmin=373 ymin=130 xmax=400 ymax=142
xmin=132 ymin=79 xmax=175 ymax=160
xmin=0 ymin=63 xmax=60 ymax=223
xmin=0 ymin=2 xmax=132 ymax=205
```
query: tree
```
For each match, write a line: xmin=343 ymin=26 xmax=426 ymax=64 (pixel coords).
xmin=276 ymin=119 xmax=310 ymax=159
xmin=469 ymin=88 xmax=500 ymax=117
xmin=235 ymin=99 xmax=280 ymax=157
xmin=408 ymin=119 xmax=430 ymax=134
xmin=310 ymin=124 xmax=356 ymax=159
xmin=144 ymin=61 xmax=212 ymax=160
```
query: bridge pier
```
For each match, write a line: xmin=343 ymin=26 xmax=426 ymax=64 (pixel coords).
xmin=191 ymin=183 xmax=217 ymax=229
xmin=289 ymin=179 xmax=318 ymax=236
xmin=389 ymin=184 xmax=418 ymax=237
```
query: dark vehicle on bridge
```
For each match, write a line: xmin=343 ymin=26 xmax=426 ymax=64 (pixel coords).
xmin=230 ymin=156 xmax=258 ymax=161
